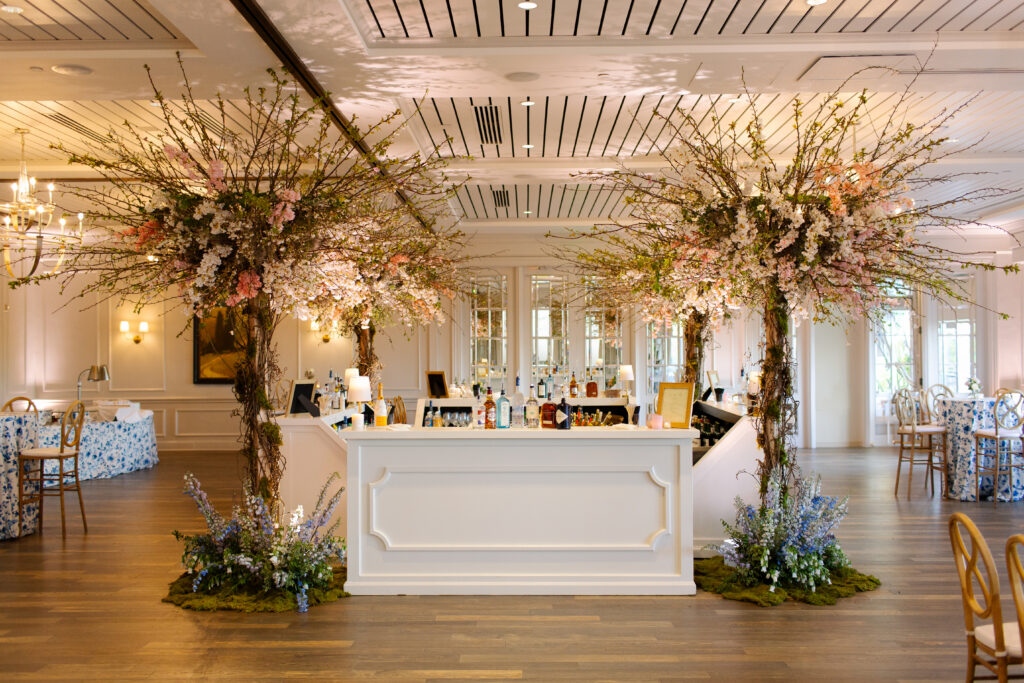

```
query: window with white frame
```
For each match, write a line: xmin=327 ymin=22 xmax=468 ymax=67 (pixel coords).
xmin=584 ymin=281 xmax=623 ymax=391
xmin=530 ymin=274 xmax=569 ymax=386
xmin=936 ymin=276 xmax=976 ymax=392
xmin=873 ymin=285 xmax=918 ymax=429
xmin=469 ymin=275 xmax=508 ymax=389
xmin=647 ymin=320 xmax=687 ymax=401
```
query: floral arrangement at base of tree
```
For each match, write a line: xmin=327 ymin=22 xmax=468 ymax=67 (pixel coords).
xmin=166 ymin=473 xmax=346 ymax=613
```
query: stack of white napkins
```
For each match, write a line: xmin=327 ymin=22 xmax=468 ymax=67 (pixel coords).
xmin=114 ymin=404 xmax=153 ymax=423
xmin=93 ymin=400 xmax=134 ymax=422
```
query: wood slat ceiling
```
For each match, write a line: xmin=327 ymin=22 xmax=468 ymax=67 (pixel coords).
xmin=409 ymin=89 xmax=1024 ymax=161
xmin=0 ymin=0 xmax=182 ymax=41
xmin=357 ymin=0 xmax=1024 ymax=40
xmin=454 ymin=182 xmax=629 ymax=220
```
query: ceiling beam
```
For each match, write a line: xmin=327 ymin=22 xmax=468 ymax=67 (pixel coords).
xmin=226 ymin=0 xmax=429 ymax=229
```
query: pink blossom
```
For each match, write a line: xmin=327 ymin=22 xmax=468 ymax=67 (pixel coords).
xmin=237 ymin=270 xmax=262 ymax=298
xmin=206 ymin=159 xmax=227 ymax=193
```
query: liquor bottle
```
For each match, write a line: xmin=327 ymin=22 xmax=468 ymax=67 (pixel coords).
xmin=541 ymin=389 xmax=558 ymax=429
xmin=484 ymin=388 xmax=496 ymax=430
xmin=569 ymin=371 xmax=579 ymax=398
xmin=511 ymin=376 xmax=526 ymax=428
xmin=432 ymin=406 xmax=442 ymax=428
xmin=585 ymin=369 xmax=599 ymax=398
xmin=475 ymin=389 xmax=486 ymax=429
xmin=496 ymin=388 xmax=511 ymax=429
xmin=423 ymin=400 xmax=434 ymax=428
xmin=374 ymin=383 xmax=388 ymax=427
xmin=526 ymin=384 xmax=540 ymax=428
xmin=544 ymin=369 xmax=555 ymax=400
xmin=537 ymin=372 xmax=547 ymax=399
xmin=556 ymin=392 xmax=571 ymax=430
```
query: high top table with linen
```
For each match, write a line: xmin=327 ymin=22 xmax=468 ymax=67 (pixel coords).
xmin=0 ymin=411 xmax=159 ymax=540
xmin=935 ymin=396 xmax=1024 ymax=502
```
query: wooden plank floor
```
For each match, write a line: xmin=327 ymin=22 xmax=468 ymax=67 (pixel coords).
xmin=2 ymin=448 xmax=1023 ymax=681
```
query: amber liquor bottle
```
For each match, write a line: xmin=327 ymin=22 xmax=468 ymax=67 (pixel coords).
xmin=569 ymin=371 xmax=579 ymax=398
xmin=540 ymin=392 xmax=558 ymax=429
xmin=484 ymin=387 xmax=497 ymax=430
xmin=585 ymin=369 xmax=599 ymax=398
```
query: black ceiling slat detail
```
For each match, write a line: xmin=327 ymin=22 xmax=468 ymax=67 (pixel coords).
xmin=498 ymin=0 xmax=506 ymax=37
xmin=630 ymin=94 xmax=664 ymax=156
xmin=597 ymin=185 xmax=617 ymax=216
xmin=909 ymin=0 xmax=951 ymax=32
xmin=105 ymin=0 xmax=155 ymax=39
xmin=670 ymin=1 xmax=687 ymax=34
xmin=576 ymin=185 xmax=593 ymax=218
xmin=838 ymin=0 xmax=875 ymax=33
xmin=44 ymin=112 xmax=108 ymax=144
xmin=537 ymin=183 xmax=543 ymax=217
xmin=622 ymin=0 xmax=636 ymax=34
xmin=476 ymin=185 xmax=490 ymax=219
xmin=597 ymin=0 xmax=610 ymax=34
xmin=363 ymin=0 xmax=386 ymax=37
xmin=571 ymin=96 xmax=589 ymax=156
xmin=0 ymin=17 xmax=35 ymax=40
xmin=791 ymin=4 xmax=816 ymax=32
xmin=10 ymin=6 xmax=62 ymax=39
xmin=472 ymin=0 xmax=481 ymax=36
xmin=646 ymin=0 xmax=662 ymax=34
xmin=463 ymin=186 xmax=479 ymax=218
xmin=444 ymin=0 xmax=457 ymax=35
xmin=449 ymin=97 xmax=472 ymax=156
xmin=525 ymin=97 xmax=532 ymax=157
xmin=766 ymin=0 xmax=796 ymax=34
xmin=586 ymin=186 xmax=606 ymax=216
xmin=615 ymin=94 xmax=645 ymax=156
xmin=542 ymin=95 xmax=550 ymax=156
xmin=58 ymin=0 xmax=106 ymax=40
xmin=614 ymin=189 xmax=631 ymax=216
xmin=524 ymin=185 xmax=530 ymax=217
xmin=390 ymin=0 xmax=409 ymax=37
xmin=814 ymin=0 xmax=848 ymax=33
xmin=78 ymin=0 xmax=130 ymax=39
xmin=717 ymin=0 xmax=741 ymax=33
xmin=573 ymin=0 xmax=583 ymax=35
xmin=568 ymin=184 xmax=583 ymax=217
xmin=550 ymin=0 xmax=557 ymax=35
xmin=414 ymin=97 xmax=440 ymax=149
xmin=694 ymin=0 xmax=716 ymax=34
xmin=743 ymin=0 xmax=768 ymax=34
xmin=474 ymin=104 xmax=503 ymax=145
xmin=514 ymin=184 xmax=520 ymax=218
xmin=453 ymin=186 xmax=470 ymax=219
xmin=424 ymin=98 xmax=454 ymax=156
xmin=586 ymin=96 xmax=607 ymax=156
xmin=602 ymin=96 xmax=626 ymax=156
xmin=935 ymin=1 xmax=975 ymax=31
xmin=557 ymin=96 xmax=569 ymax=156
xmin=507 ymin=97 xmax=515 ymax=157
xmin=546 ymin=183 xmax=555 ymax=217
xmin=557 ymin=185 xmax=570 ymax=217
xmin=862 ymin=0 xmax=899 ymax=33
xmin=27 ymin=0 xmax=84 ymax=40
xmin=418 ymin=0 xmax=433 ymax=37
xmin=132 ymin=0 xmax=178 ymax=39
xmin=985 ymin=1 xmax=1024 ymax=30
xmin=648 ymin=94 xmax=685 ymax=154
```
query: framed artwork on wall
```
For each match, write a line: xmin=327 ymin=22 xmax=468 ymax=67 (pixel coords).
xmin=193 ymin=306 xmax=248 ymax=384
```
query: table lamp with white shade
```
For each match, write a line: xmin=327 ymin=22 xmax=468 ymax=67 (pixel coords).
xmin=348 ymin=376 xmax=371 ymax=430
xmin=343 ymin=367 xmax=359 ymax=408
xmin=619 ymin=365 xmax=634 ymax=399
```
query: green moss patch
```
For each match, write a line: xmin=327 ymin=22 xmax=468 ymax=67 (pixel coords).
xmin=163 ymin=566 xmax=350 ymax=612
xmin=694 ymin=556 xmax=880 ymax=608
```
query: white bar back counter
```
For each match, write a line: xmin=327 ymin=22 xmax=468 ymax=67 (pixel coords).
xmin=343 ymin=427 xmax=698 ymax=595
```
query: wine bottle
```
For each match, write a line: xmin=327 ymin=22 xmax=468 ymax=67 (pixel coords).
xmin=569 ymin=371 xmax=579 ymax=398
xmin=484 ymin=388 xmax=496 ymax=430
xmin=374 ymin=383 xmax=388 ymax=427
xmin=526 ymin=384 xmax=540 ymax=428
xmin=423 ymin=400 xmax=434 ymax=428
xmin=511 ymin=376 xmax=525 ymax=428
xmin=537 ymin=374 xmax=547 ymax=400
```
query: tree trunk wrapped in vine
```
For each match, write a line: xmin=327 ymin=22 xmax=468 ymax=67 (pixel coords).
xmin=757 ymin=285 xmax=794 ymax=500
xmin=355 ymin=323 xmax=379 ymax=383
xmin=682 ymin=311 xmax=709 ymax=399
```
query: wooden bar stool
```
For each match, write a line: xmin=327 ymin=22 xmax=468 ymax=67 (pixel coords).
xmin=894 ymin=388 xmax=949 ymax=498
xmin=17 ymin=401 xmax=87 ymax=538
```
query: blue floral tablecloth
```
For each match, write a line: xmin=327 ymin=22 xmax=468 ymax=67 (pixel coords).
xmin=1 ymin=413 xmax=159 ymax=539
xmin=936 ymin=397 xmax=1024 ymax=502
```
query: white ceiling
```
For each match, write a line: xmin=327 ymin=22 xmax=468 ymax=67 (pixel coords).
xmin=0 ymin=0 xmax=1022 ymax=241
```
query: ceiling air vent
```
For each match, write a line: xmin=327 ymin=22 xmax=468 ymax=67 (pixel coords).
xmin=44 ymin=114 xmax=108 ymax=144
xmin=492 ymin=188 xmax=510 ymax=208
xmin=474 ymin=104 xmax=502 ymax=145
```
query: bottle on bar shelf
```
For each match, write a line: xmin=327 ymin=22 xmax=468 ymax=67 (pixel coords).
xmin=424 ymin=400 xmax=434 ymax=428
xmin=526 ymin=384 xmax=540 ymax=428
xmin=511 ymin=376 xmax=525 ymax=428
xmin=585 ymin=369 xmax=599 ymax=398
xmin=569 ymin=371 xmax=579 ymax=398
xmin=374 ymin=383 xmax=388 ymax=427
xmin=475 ymin=388 xmax=486 ymax=429
xmin=537 ymin=372 xmax=547 ymax=400
xmin=556 ymin=391 xmax=572 ymax=430
xmin=484 ymin=387 xmax=496 ymax=430
xmin=496 ymin=387 xmax=511 ymax=429
xmin=432 ymin=405 xmax=442 ymax=428
xmin=541 ymin=389 xmax=557 ymax=429
xmin=545 ymin=368 xmax=555 ymax=399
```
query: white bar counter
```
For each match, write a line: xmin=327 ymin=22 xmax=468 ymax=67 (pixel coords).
xmin=343 ymin=426 xmax=697 ymax=596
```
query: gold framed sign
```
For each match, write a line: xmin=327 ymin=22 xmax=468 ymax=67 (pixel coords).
xmin=706 ymin=370 xmax=720 ymax=389
xmin=656 ymin=382 xmax=695 ymax=429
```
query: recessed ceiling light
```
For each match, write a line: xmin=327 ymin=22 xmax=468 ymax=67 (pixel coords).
xmin=523 ymin=210 xmax=532 ymax=214
xmin=520 ymin=99 xmax=535 ymax=106
xmin=807 ymin=0 xmax=827 ymax=5
xmin=506 ymin=71 xmax=540 ymax=82
xmin=522 ymin=144 xmax=534 ymax=149
xmin=694 ymin=71 xmax=711 ymax=80
xmin=518 ymin=1 xmax=538 ymax=9
xmin=149 ymin=100 xmax=161 ymax=107
xmin=1 ymin=5 xmax=24 ymax=14
xmin=51 ymin=64 xmax=93 ymax=76
xmin=948 ymin=138 xmax=959 ymax=143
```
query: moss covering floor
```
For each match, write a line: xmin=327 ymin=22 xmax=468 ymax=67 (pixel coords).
xmin=163 ymin=566 xmax=350 ymax=612
xmin=694 ymin=556 xmax=880 ymax=607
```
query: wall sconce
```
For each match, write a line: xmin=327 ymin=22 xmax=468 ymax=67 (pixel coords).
xmin=310 ymin=320 xmax=332 ymax=344
xmin=119 ymin=320 xmax=148 ymax=344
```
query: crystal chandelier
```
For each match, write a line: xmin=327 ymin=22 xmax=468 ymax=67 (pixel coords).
xmin=1 ymin=128 xmax=83 ymax=278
